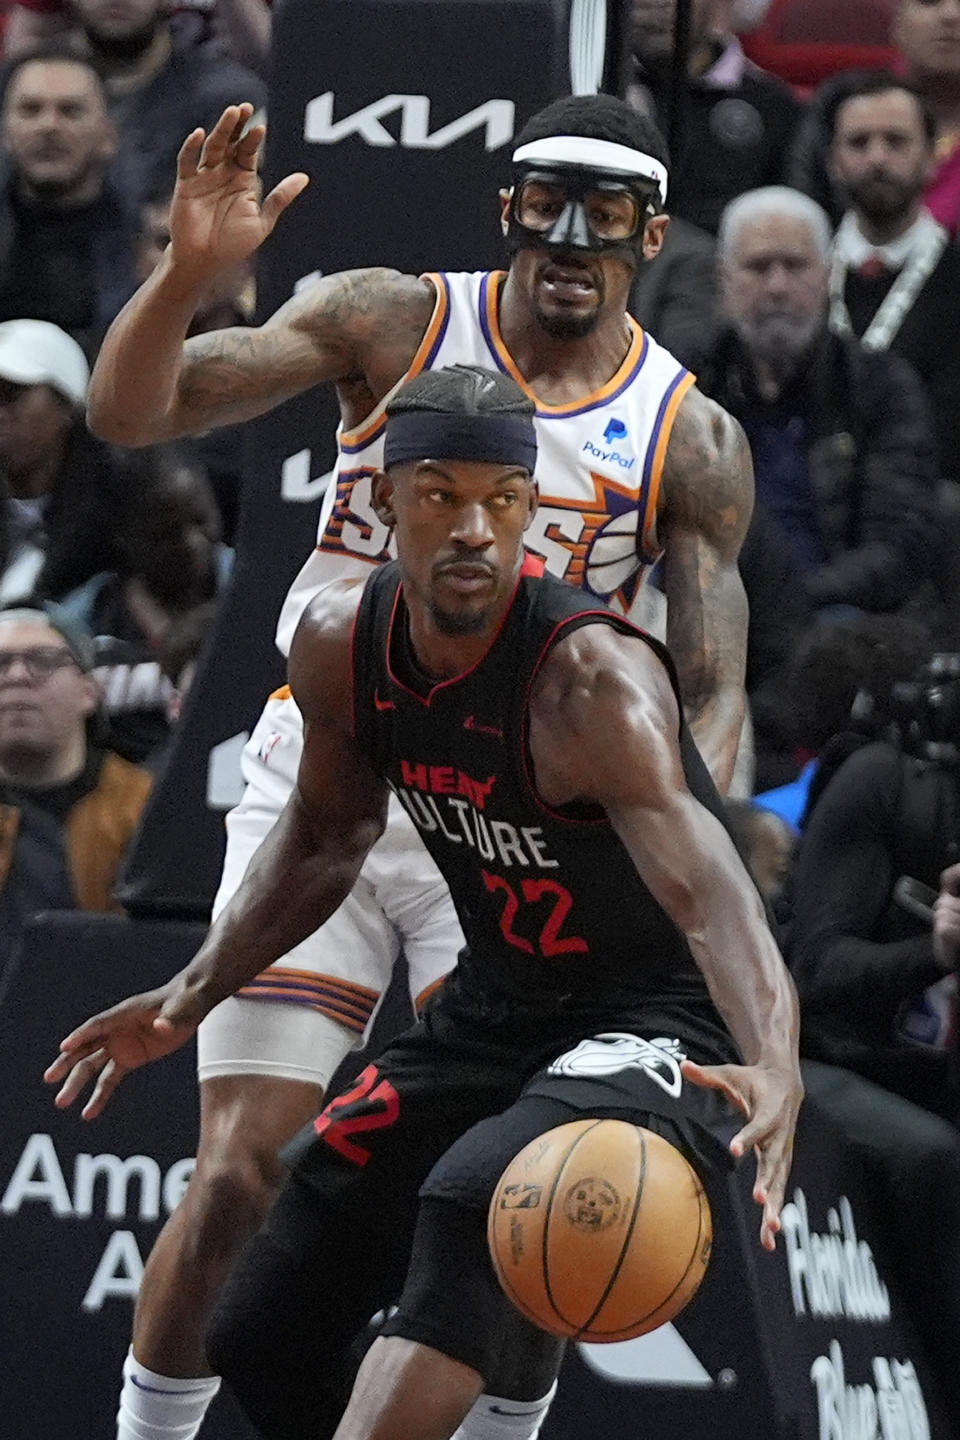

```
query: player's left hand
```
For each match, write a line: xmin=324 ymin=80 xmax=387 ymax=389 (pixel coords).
xmin=43 ymin=977 xmax=209 ymax=1119
xmin=680 ymin=1055 xmax=803 ymax=1253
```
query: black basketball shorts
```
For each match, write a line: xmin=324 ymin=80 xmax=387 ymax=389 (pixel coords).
xmin=284 ymin=1019 xmax=737 ymax=1384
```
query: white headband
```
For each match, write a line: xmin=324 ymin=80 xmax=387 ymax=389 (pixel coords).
xmin=511 ymin=135 xmax=669 ymax=206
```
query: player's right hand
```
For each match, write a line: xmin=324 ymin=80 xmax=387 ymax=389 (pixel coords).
xmin=43 ymin=979 xmax=208 ymax=1120
xmin=680 ymin=1054 xmax=802 ymax=1254
xmin=169 ymin=103 xmax=309 ymax=281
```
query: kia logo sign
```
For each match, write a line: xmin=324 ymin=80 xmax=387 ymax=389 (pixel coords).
xmin=304 ymin=93 xmax=515 ymax=151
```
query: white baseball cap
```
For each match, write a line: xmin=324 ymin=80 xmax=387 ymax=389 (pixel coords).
xmin=0 ymin=319 xmax=89 ymax=406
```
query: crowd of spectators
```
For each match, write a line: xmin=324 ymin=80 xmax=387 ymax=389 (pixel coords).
xmin=0 ymin=0 xmax=252 ymax=960
xmin=1 ymin=0 xmax=960 ymax=1422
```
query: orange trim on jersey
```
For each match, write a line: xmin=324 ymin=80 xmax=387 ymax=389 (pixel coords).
xmin=483 ymin=271 xmax=646 ymax=416
xmin=244 ymin=965 xmax=379 ymax=1000
xmin=413 ymin=975 xmax=448 ymax=1011
xmin=642 ymin=370 xmax=696 ymax=555
xmin=269 ymin=684 xmax=292 ymax=702
xmin=407 ymin=272 xmax=451 ymax=379
xmin=236 ymin=967 xmax=381 ymax=1033
xmin=337 ymin=274 xmax=450 ymax=451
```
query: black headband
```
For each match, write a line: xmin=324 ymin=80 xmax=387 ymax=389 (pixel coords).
xmin=382 ymin=411 xmax=538 ymax=475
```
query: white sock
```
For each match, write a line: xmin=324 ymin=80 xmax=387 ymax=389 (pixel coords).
xmin=116 ymin=1349 xmax=221 ymax=1440
xmin=450 ymin=1382 xmax=558 ymax=1440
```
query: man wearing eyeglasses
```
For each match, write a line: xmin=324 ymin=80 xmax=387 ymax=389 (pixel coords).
xmin=0 ymin=606 xmax=152 ymax=960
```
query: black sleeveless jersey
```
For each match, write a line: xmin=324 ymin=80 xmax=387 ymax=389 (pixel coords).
xmin=352 ymin=560 xmax=736 ymax=1051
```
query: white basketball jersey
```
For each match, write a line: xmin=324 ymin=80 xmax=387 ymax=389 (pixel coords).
xmin=276 ymin=269 xmax=694 ymax=654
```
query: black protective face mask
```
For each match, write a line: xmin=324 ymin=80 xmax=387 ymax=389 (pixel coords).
xmin=505 ymin=165 xmax=660 ymax=265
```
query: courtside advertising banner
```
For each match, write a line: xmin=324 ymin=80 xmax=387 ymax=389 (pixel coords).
xmin=4 ymin=939 xmax=951 ymax=1440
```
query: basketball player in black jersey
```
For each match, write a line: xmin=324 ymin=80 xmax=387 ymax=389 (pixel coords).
xmin=47 ymin=365 xmax=801 ymax=1440
xmin=62 ymin=92 xmax=756 ymax=1440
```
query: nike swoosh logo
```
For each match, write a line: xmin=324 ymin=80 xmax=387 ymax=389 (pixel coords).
xmin=374 ymin=692 xmax=396 ymax=712
xmin=464 ymin=715 xmax=503 ymax=739
xmin=489 ymin=1406 xmax=533 ymax=1417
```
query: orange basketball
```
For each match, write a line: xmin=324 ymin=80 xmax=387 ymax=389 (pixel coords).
xmin=487 ymin=1118 xmax=712 ymax=1342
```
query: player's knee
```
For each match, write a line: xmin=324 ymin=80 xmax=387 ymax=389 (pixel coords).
xmin=186 ymin=1147 xmax=281 ymax=1249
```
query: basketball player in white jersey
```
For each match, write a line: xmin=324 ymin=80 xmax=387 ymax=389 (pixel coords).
xmin=69 ymin=93 xmax=754 ymax=1440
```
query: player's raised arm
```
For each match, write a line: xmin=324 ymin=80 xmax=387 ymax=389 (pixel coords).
xmin=658 ymin=391 xmax=753 ymax=795
xmin=44 ymin=583 xmax=388 ymax=1116
xmin=528 ymin=625 xmax=801 ymax=1250
xmin=87 ymin=104 xmax=435 ymax=445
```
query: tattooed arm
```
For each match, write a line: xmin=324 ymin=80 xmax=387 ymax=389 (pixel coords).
xmin=88 ymin=264 xmax=435 ymax=445
xmin=87 ymin=105 xmax=434 ymax=444
xmin=658 ymin=388 xmax=753 ymax=795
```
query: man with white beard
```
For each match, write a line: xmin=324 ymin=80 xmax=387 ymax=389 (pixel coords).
xmin=697 ymin=185 xmax=939 ymax=620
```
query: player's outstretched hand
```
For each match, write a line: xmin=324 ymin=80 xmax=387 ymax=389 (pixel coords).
xmin=170 ymin=102 xmax=309 ymax=283
xmin=43 ymin=978 xmax=208 ymax=1120
xmin=680 ymin=1055 xmax=803 ymax=1253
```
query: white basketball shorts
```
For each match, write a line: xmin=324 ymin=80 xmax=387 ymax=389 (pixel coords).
xmin=197 ymin=687 xmax=464 ymax=1087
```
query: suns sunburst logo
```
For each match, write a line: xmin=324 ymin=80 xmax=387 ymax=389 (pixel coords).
xmin=524 ymin=472 xmax=654 ymax=609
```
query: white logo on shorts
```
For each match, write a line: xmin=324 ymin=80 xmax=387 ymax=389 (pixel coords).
xmin=547 ymin=1033 xmax=687 ymax=1098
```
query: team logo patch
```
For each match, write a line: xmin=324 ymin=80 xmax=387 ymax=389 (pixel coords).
xmin=547 ymin=1032 xmax=687 ymax=1098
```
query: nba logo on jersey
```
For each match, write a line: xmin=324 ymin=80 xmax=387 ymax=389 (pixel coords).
xmin=603 ymin=417 xmax=628 ymax=444
xmin=547 ymin=1033 xmax=687 ymax=1098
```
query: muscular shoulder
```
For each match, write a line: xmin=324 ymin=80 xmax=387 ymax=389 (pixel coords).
xmin=528 ymin=624 xmax=681 ymax=808
xmin=274 ymin=267 xmax=436 ymax=379
xmin=288 ymin=579 xmax=365 ymax=730
xmin=660 ymin=385 xmax=754 ymax=559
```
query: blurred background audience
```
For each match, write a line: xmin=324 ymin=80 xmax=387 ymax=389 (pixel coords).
xmin=64 ymin=0 xmax=266 ymax=209
xmin=60 ymin=444 xmax=231 ymax=764
xmin=0 ymin=47 xmax=136 ymax=352
xmin=789 ymin=650 xmax=959 ymax=1113
xmin=0 ymin=603 xmax=151 ymax=962
xmin=3 ymin=0 xmax=271 ymax=75
xmin=0 ymin=316 xmax=135 ymax=602
xmin=723 ymin=796 xmax=795 ymax=909
xmin=790 ymin=0 xmax=960 ymax=232
xmin=628 ymin=0 xmax=803 ymax=232
xmin=826 ymin=72 xmax=960 ymax=485
xmin=785 ymin=649 xmax=960 ymax=1418
xmin=701 ymin=184 xmax=939 ymax=619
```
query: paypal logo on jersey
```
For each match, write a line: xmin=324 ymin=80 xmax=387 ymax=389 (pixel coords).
xmin=583 ymin=415 xmax=635 ymax=470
